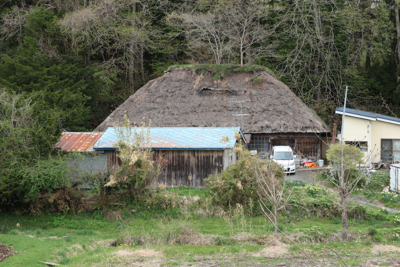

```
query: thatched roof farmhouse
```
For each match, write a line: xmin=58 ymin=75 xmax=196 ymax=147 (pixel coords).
xmin=95 ymin=65 xmax=329 ymax=159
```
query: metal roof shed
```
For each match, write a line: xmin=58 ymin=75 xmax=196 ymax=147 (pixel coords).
xmin=93 ymin=127 xmax=243 ymax=150
xmin=94 ymin=127 xmax=244 ymax=187
xmin=54 ymin=132 xmax=107 ymax=175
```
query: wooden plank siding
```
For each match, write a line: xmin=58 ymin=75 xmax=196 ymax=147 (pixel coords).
xmin=107 ymin=150 xmax=121 ymax=174
xmin=155 ymin=150 xmax=224 ymax=188
xmin=294 ymin=138 xmax=320 ymax=159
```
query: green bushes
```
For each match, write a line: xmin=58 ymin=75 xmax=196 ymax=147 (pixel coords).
xmin=365 ymin=171 xmax=390 ymax=191
xmin=326 ymin=143 xmax=364 ymax=169
xmin=317 ymin=168 xmax=367 ymax=188
xmin=364 ymin=208 xmax=390 ymax=221
xmin=146 ymin=189 xmax=182 ymax=211
xmin=205 ymin=157 xmax=284 ymax=210
xmin=19 ymin=155 xmax=70 ymax=202
xmin=290 ymin=184 xmax=340 ymax=218
xmin=0 ymin=90 xmax=62 ymax=206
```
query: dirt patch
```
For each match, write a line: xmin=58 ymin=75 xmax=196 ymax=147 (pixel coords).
xmin=67 ymin=244 xmax=85 ymax=257
xmin=253 ymin=239 xmax=289 ymax=257
xmin=113 ymin=249 xmax=135 ymax=257
xmin=0 ymin=244 xmax=20 ymax=263
xmin=371 ymin=244 xmax=400 ymax=254
xmin=133 ymin=249 xmax=162 ymax=257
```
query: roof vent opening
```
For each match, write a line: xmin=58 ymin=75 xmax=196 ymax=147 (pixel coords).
xmin=197 ymin=87 xmax=237 ymax=95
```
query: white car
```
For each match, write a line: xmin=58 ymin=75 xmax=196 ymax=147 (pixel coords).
xmin=270 ymin=146 xmax=296 ymax=174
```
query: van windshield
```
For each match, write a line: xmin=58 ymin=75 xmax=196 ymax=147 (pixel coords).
xmin=274 ymin=152 xmax=293 ymax=160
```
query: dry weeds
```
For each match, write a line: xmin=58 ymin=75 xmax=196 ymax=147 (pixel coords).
xmin=253 ymin=238 xmax=290 ymax=257
xmin=0 ymin=244 xmax=20 ymax=263
xmin=133 ymin=249 xmax=162 ymax=257
xmin=371 ymin=244 xmax=400 ymax=254
xmin=113 ymin=249 xmax=135 ymax=257
xmin=66 ymin=243 xmax=85 ymax=257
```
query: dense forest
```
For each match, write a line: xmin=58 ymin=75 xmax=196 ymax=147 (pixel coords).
xmin=1 ymin=0 xmax=400 ymax=132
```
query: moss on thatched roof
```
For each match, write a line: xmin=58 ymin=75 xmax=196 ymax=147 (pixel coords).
xmin=167 ymin=64 xmax=276 ymax=79
xmin=94 ymin=66 xmax=329 ymax=134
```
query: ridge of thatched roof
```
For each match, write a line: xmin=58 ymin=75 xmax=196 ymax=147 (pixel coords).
xmin=94 ymin=67 xmax=329 ymax=134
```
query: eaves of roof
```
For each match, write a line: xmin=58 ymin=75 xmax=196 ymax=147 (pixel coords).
xmin=336 ymin=107 xmax=400 ymax=125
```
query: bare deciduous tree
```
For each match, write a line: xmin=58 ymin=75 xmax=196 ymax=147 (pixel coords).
xmin=60 ymin=0 xmax=154 ymax=92
xmin=326 ymin=143 xmax=374 ymax=241
xmin=222 ymin=0 xmax=276 ymax=65
xmin=278 ymin=0 xmax=344 ymax=103
xmin=0 ymin=6 xmax=31 ymax=45
xmin=254 ymin=161 xmax=294 ymax=235
xmin=173 ymin=0 xmax=276 ymax=65
xmin=179 ymin=12 xmax=231 ymax=64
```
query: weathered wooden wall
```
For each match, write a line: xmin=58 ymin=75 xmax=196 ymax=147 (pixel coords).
xmin=249 ymin=133 xmax=322 ymax=159
xmin=294 ymin=137 xmax=320 ymax=159
xmin=155 ymin=150 xmax=224 ymax=188
xmin=107 ymin=150 xmax=121 ymax=174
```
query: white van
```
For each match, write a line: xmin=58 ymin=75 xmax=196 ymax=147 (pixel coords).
xmin=270 ymin=146 xmax=296 ymax=174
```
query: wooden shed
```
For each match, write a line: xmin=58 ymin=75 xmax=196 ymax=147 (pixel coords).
xmin=93 ymin=127 xmax=243 ymax=187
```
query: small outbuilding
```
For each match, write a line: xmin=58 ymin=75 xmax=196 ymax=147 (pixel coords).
xmin=54 ymin=132 xmax=107 ymax=174
xmin=93 ymin=127 xmax=244 ymax=187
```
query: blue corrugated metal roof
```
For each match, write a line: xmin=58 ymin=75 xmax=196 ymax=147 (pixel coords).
xmin=93 ymin=127 xmax=243 ymax=150
xmin=336 ymin=107 xmax=400 ymax=124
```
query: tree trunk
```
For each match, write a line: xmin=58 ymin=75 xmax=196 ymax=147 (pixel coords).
xmin=240 ymin=42 xmax=243 ymax=66
xmin=274 ymin=205 xmax=278 ymax=236
xmin=396 ymin=3 xmax=400 ymax=63
xmin=101 ymin=185 xmax=108 ymax=216
xmin=341 ymin=190 xmax=349 ymax=241
xmin=129 ymin=42 xmax=134 ymax=94
xmin=366 ymin=51 xmax=371 ymax=69
xmin=140 ymin=45 xmax=145 ymax=86
xmin=246 ymin=46 xmax=251 ymax=65
xmin=85 ymin=47 xmax=91 ymax=66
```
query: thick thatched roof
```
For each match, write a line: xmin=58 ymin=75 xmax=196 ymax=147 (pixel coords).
xmin=94 ymin=67 xmax=329 ymax=134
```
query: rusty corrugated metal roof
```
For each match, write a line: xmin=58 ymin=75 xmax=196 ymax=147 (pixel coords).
xmin=55 ymin=132 xmax=103 ymax=152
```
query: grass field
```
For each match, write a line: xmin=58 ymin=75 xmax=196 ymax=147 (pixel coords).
xmin=1 ymin=182 xmax=400 ymax=266
xmin=1 ymin=205 xmax=400 ymax=266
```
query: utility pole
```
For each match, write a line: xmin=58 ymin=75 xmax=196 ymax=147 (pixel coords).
xmin=340 ymin=86 xmax=348 ymax=143
xmin=229 ymin=100 xmax=249 ymax=131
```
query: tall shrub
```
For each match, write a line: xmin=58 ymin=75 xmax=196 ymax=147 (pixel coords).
xmin=106 ymin=116 xmax=165 ymax=201
xmin=206 ymin=156 xmax=284 ymax=210
xmin=0 ymin=89 xmax=62 ymax=206
xmin=326 ymin=143 xmax=368 ymax=241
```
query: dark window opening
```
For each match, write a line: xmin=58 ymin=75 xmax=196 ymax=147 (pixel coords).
xmin=345 ymin=141 xmax=368 ymax=152
xmin=381 ymin=139 xmax=400 ymax=162
xmin=248 ymin=136 xmax=269 ymax=158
